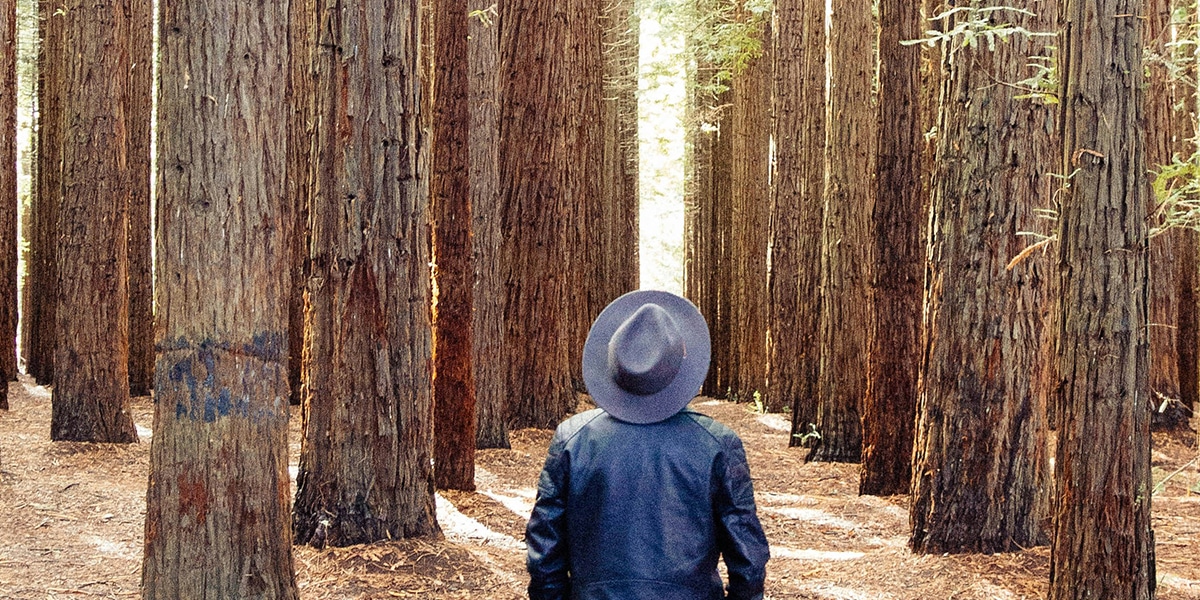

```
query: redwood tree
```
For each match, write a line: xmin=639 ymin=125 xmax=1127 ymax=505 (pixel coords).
xmin=286 ymin=0 xmax=315 ymax=406
xmin=859 ymin=0 xmax=922 ymax=496
xmin=432 ymin=0 xmax=476 ymax=491
xmin=0 ymin=0 xmax=14 ymax=408
xmin=142 ymin=0 xmax=300 ymax=595
xmin=126 ymin=0 xmax=153 ymax=397
xmin=51 ymin=0 xmax=137 ymax=443
xmin=909 ymin=2 xmax=1056 ymax=552
xmin=810 ymin=0 xmax=876 ymax=463
xmin=1049 ymin=0 xmax=1155 ymax=594
xmin=772 ymin=0 xmax=824 ymax=443
xmin=292 ymin=0 xmax=439 ymax=546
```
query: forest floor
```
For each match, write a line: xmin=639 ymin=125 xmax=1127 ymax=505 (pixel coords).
xmin=0 ymin=374 xmax=1199 ymax=599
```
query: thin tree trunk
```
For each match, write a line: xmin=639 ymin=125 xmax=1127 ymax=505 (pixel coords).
xmin=909 ymin=3 xmax=1056 ymax=552
xmin=1049 ymin=0 xmax=1154 ymax=594
xmin=0 ymin=0 xmax=14 ymax=402
xmin=774 ymin=0 xmax=824 ymax=444
xmin=51 ymin=0 xmax=136 ymax=443
xmin=684 ymin=43 xmax=721 ymax=398
xmin=600 ymin=0 xmax=639 ymax=300
xmin=810 ymin=0 xmax=876 ymax=463
xmin=126 ymin=0 xmax=153 ymax=398
xmin=27 ymin=0 xmax=61 ymax=386
xmin=287 ymin=0 xmax=314 ymax=407
xmin=293 ymin=0 xmax=439 ymax=546
xmin=141 ymin=1 xmax=300 ymax=595
xmin=469 ymin=0 xmax=507 ymax=450
xmin=859 ymin=0 xmax=921 ymax=496
xmin=432 ymin=0 xmax=476 ymax=491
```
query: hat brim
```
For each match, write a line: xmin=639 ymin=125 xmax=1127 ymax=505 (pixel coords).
xmin=582 ymin=290 xmax=711 ymax=424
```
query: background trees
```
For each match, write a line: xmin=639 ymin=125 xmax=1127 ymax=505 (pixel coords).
xmin=0 ymin=0 xmax=13 ymax=411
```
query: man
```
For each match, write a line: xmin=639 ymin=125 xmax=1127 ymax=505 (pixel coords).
xmin=526 ymin=290 xmax=770 ymax=600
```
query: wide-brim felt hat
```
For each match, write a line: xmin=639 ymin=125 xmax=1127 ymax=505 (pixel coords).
xmin=582 ymin=290 xmax=711 ymax=424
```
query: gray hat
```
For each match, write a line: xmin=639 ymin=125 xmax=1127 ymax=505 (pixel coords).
xmin=582 ymin=290 xmax=711 ymax=424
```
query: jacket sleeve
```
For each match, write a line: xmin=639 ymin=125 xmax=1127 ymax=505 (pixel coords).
xmin=526 ymin=429 xmax=571 ymax=600
xmin=714 ymin=433 xmax=770 ymax=600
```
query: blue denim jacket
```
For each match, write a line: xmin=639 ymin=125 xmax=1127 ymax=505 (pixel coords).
xmin=526 ymin=408 xmax=769 ymax=600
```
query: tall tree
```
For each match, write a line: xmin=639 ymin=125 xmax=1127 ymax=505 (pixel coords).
xmin=126 ymin=0 xmax=153 ymax=397
xmin=909 ymin=3 xmax=1056 ymax=552
xmin=25 ymin=0 xmax=62 ymax=385
xmin=599 ymin=0 xmax=639 ymax=301
xmin=292 ymin=0 xmax=439 ymax=546
xmin=141 ymin=1 xmax=300 ymax=595
xmin=809 ymin=0 xmax=876 ymax=462
xmin=773 ymin=0 xmax=825 ymax=443
xmin=0 ymin=0 xmax=14 ymax=407
xmin=469 ymin=0 xmax=508 ymax=449
xmin=432 ymin=0 xmax=476 ymax=491
xmin=499 ymin=0 xmax=598 ymax=428
xmin=729 ymin=13 xmax=770 ymax=407
xmin=1049 ymin=0 xmax=1155 ymax=594
xmin=287 ymin=0 xmax=315 ymax=407
xmin=51 ymin=0 xmax=137 ymax=443
xmin=859 ymin=0 xmax=922 ymax=496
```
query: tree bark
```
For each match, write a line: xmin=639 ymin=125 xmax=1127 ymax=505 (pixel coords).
xmin=141 ymin=1 xmax=300 ymax=595
xmin=600 ymin=0 xmax=639 ymax=301
xmin=684 ymin=53 xmax=722 ymax=398
xmin=287 ymin=0 xmax=315 ymax=408
xmin=809 ymin=0 xmax=876 ymax=463
xmin=27 ymin=0 xmax=62 ymax=386
xmin=432 ymin=0 xmax=476 ymax=491
xmin=773 ymin=0 xmax=824 ymax=444
xmin=125 ymin=0 xmax=153 ymax=398
xmin=909 ymin=3 xmax=1056 ymax=552
xmin=51 ymin=0 xmax=136 ymax=443
xmin=499 ymin=0 xmax=591 ymax=428
xmin=859 ymin=0 xmax=922 ymax=496
xmin=0 ymin=0 xmax=14 ymax=403
xmin=469 ymin=0 xmax=508 ymax=449
xmin=1049 ymin=0 xmax=1155 ymax=595
xmin=292 ymin=0 xmax=439 ymax=546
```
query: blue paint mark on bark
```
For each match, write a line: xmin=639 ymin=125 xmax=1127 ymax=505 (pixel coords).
xmin=163 ymin=334 xmax=286 ymax=423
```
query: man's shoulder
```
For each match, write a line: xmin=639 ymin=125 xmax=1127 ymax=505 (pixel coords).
xmin=678 ymin=409 xmax=742 ymax=446
xmin=554 ymin=408 xmax=607 ymax=442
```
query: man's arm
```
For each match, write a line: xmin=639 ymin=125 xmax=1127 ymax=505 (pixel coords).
xmin=715 ymin=434 xmax=770 ymax=600
xmin=526 ymin=431 xmax=571 ymax=600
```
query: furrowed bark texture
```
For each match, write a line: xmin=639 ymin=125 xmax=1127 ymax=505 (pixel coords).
xmin=286 ymin=0 xmax=315 ymax=406
xmin=773 ymin=0 xmax=824 ymax=443
xmin=810 ymin=0 xmax=876 ymax=463
xmin=126 ymin=0 xmax=153 ymax=397
xmin=27 ymin=0 xmax=62 ymax=385
xmin=51 ymin=0 xmax=136 ymax=443
xmin=0 ymin=0 xmax=14 ymax=400
xmin=142 ymin=1 xmax=300 ymax=596
xmin=729 ymin=15 xmax=770 ymax=406
xmin=293 ymin=0 xmax=438 ymax=546
xmin=1049 ymin=0 xmax=1155 ymax=595
xmin=909 ymin=2 xmax=1056 ymax=552
xmin=499 ymin=0 xmax=588 ymax=428
xmin=600 ymin=0 xmax=639 ymax=300
xmin=860 ymin=0 xmax=921 ymax=496
xmin=432 ymin=0 xmax=476 ymax=491
xmin=469 ymin=0 xmax=507 ymax=449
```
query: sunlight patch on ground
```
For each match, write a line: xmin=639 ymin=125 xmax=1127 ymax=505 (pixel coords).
xmin=481 ymin=489 xmax=535 ymax=520
xmin=87 ymin=535 xmax=137 ymax=560
xmin=436 ymin=493 xmax=526 ymax=552
xmin=23 ymin=381 xmax=50 ymax=398
xmin=764 ymin=506 xmax=862 ymax=532
xmin=805 ymin=584 xmax=894 ymax=600
xmin=756 ymin=414 xmax=791 ymax=432
xmin=1161 ymin=572 xmax=1200 ymax=590
xmin=757 ymin=492 xmax=815 ymax=506
xmin=135 ymin=424 xmax=153 ymax=439
xmin=771 ymin=546 xmax=865 ymax=561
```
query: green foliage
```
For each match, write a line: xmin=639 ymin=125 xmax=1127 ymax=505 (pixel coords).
xmin=469 ymin=3 xmax=497 ymax=27
xmin=1151 ymin=150 xmax=1200 ymax=237
xmin=646 ymin=0 xmax=770 ymax=97
xmin=793 ymin=423 xmax=821 ymax=446
xmin=902 ymin=5 xmax=1054 ymax=51
xmin=1013 ymin=51 xmax=1059 ymax=105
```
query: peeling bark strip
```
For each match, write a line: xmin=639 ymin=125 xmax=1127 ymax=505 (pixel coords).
xmin=293 ymin=0 xmax=438 ymax=547
xmin=909 ymin=1 xmax=1056 ymax=553
xmin=142 ymin=0 xmax=300 ymax=596
xmin=1049 ymin=0 xmax=1155 ymax=595
xmin=52 ymin=0 xmax=136 ymax=444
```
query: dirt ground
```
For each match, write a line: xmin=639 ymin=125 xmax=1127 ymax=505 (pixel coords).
xmin=1 ymin=374 xmax=1198 ymax=600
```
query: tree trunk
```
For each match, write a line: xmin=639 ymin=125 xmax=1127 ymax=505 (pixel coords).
xmin=773 ymin=0 xmax=824 ymax=444
xmin=51 ymin=0 xmax=136 ymax=443
xmin=141 ymin=1 xmax=300 ymax=595
xmin=469 ymin=0 xmax=508 ymax=450
xmin=729 ymin=14 xmax=770 ymax=407
xmin=287 ymin=0 xmax=315 ymax=408
xmin=432 ymin=0 xmax=476 ymax=491
xmin=125 ymin=0 xmax=153 ymax=398
xmin=600 ymin=0 xmax=639 ymax=301
xmin=809 ymin=0 xmax=876 ymax=463
xmin=27 ymin=0 xmax=62 ymax=386
xmin=909 ymin=3 xmax=1056 ymax=552
xmin=684 ymin=51 xmax=721 ymax=398
xmin=292 ymin=0 xmax=439 ymax=546
xmin=1049 ymin=0 xmax=1155 ymax=594
xmin=499 ymin=0 xmax=590 ymax=428
xmin=0 ymin=0 xmax=14 ymax=403
xmin=859 ymin=0 xmax=922 ymax=496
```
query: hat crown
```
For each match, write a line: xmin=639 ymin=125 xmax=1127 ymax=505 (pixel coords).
xmin=607 ymin=304 xmax=684 ymax=396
